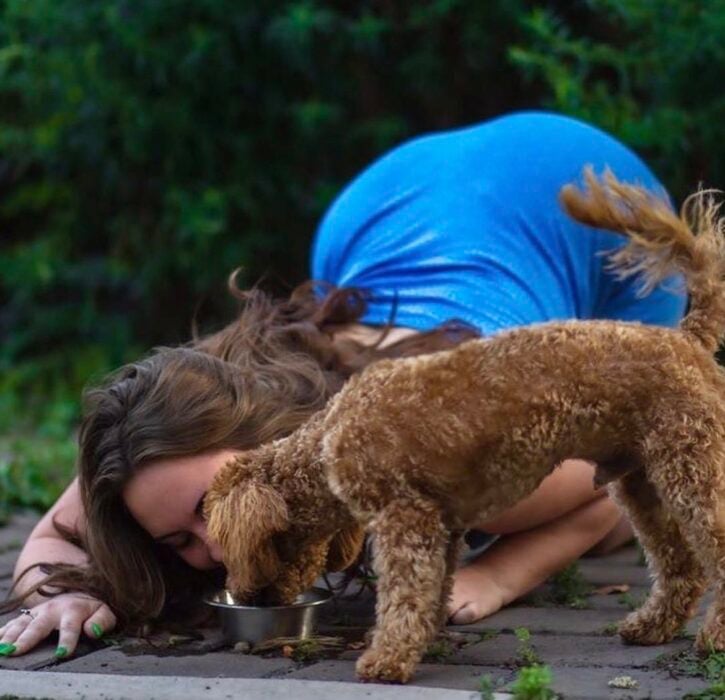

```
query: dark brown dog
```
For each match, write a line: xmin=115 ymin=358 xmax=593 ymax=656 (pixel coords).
xmin=205 ymin=170 xmax=725 ymax=683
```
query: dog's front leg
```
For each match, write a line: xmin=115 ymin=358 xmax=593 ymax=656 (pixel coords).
xmin=356 ymin=497 xmax=448 ymax=684
xmin=437 ymin=530 xmax=465 ymax=630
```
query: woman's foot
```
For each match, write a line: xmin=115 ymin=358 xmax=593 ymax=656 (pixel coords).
xmin=448 ymin=563 xmax=507 ymax=624
xmin=447 ymin=496 xmax=627 ymax=625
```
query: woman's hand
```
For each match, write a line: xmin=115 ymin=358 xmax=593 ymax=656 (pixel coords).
xmin=0 ymin=593 xmax=116 ymax=658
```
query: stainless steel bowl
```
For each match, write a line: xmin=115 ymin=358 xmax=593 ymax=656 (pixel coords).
xmin=204 ymin=587 xmax=332 ymax=645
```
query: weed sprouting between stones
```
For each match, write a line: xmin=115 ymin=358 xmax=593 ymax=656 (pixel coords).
xmin=547 ymin=563 xmax=592 ymax=608
xmin=425 ymin=638 xmax=454 ymax=662
xmin=479 ymin=629 xmax=499 ymax=642
xmin=682 ymin=683 xmax=725 ymax=700
xmin=617 ymin=591 xmax=645 ymax=610
xmin=514 ymin=627 xmax=541 ymax=666
xmin=478 ymin=673 xmax=506 ymax=699
xmin=683 ymin=681 xmax=725 ymax=699
xmin=510 ymin=664 xmax=557 ymax=699
xmin=655 ymin=647 xmax=725 ymax=684
xmin=289 ymin=638 xmax=323 ymax=663
xmin=602 ymin=622 xmax=619 ymax=636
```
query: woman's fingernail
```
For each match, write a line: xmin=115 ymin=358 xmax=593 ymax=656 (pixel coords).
xmin=54 ymin=645 xmax=68 ymax=658
xmin=91 ymin=623 xmax=103 ymax=638
xmin=0 ymin=643 xmax=17 ymax=656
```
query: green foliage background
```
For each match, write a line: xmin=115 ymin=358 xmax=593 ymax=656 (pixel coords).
xmin=1 ymin=0 xmax=723 ymax=513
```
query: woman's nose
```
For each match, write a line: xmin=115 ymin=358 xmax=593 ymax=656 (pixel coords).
xmin=207 ymin=538 xmax=224 ymax=564
xmin=194 ymin=522 xmax=224 ymax=563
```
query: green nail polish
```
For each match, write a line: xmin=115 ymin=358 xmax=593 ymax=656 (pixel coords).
xmin=0 ymin=643 xmax=16 ymax=656
xmin=54 ymin=645 xmax=68 ymax=658
xmin=91 ymin=623 xmax=103 ymax=638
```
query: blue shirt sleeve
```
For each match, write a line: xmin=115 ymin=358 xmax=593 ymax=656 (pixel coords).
xmin=311 ymin=111 xmax=687 ymax=334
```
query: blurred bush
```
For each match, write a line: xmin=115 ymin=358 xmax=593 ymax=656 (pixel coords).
xmin=0 ymin=0 xmax=723 ymax=509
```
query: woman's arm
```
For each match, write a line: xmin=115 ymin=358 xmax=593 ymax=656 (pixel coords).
xmin=12 ymin=477 xmax=88 ymax=604
xmin=2 ymin=478 xmax=117 ymax=658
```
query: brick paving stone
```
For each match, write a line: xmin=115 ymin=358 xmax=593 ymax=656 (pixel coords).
xmin=0 ymin=511 xmax=39 ymax=580
xmin=54 ymin=646 xmax=295 ymax=679
xmin=1 ymin=670 xmax=506 ymax=700
xmin=0 ymin=512 xmax=39 ymax=549
xmin=450 ymin=605 xmax=624 ymax=636
xmin=452 ymin=632 xmax=693 ymax=669
xmin=0 ymin=554 xmax=20 ymax=580
xmin=578 ymin=562 xmax=653 ymax=587
xmin=0 ymin=641 xmax=59 ymax=670
xmin=538 ymin=665 xmax=710 ymax=700
xmin=0 ymin=638 xmax=99 ymax=671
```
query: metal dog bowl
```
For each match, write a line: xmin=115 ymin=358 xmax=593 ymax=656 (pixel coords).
xmin=204 ymin=587 xmax=332 ymax=645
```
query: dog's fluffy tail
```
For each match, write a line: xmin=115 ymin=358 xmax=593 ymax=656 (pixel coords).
xmin=560 ymin=167 xmax=725 ymax=353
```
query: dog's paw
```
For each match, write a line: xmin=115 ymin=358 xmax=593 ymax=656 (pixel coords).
xmin=618 ymin=610 xmax=678 ymax=646
xmin=355 ymin=648 xmax=415 ymax=684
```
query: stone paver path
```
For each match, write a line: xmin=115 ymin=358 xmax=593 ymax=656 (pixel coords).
xmin=0 ymin=511 xmax=717 ymax=699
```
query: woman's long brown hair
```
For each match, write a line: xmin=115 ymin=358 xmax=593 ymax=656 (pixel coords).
xmin=1 ymin=278 xmax=478 ymax=629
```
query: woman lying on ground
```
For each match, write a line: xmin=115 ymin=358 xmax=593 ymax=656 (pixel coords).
xmin=0 ymin=111 xmax=685 ymax=658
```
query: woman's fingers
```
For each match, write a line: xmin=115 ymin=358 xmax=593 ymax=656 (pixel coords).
xmin=55 ymin=609 xmax=84 ymax=658
xmin=82 ymin=604 xmax=117 ymax=641
xmin=0 ymin=613 xmax=33 ymax=650
xmin=10 ymin=612 xmax=57 ymax=656
xmin=0 ymin=595 xmax=116 ymax=657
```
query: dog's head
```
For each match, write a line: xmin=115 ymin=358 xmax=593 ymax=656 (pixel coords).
xmin=204 ymin=448 xmax=290 ymax=599
xmin=204 ymin=448 xmax=366 ymax=603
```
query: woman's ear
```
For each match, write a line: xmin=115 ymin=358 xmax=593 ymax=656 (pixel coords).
xmin=205 ymin=477 xmax=289 ymax=598
xmin=326 ymin=524 xmax=366 ymax=572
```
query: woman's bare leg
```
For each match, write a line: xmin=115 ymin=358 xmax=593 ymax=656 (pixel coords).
xmin=448 ymin=459 xmax=628 ymax=624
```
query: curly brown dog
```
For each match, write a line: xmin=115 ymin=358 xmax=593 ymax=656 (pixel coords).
xmin=205 ymin=169 xmax=725 ymax=683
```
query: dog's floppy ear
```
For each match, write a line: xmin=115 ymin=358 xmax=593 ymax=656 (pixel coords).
xmin=205 ymin=476 xmax=289 ymax=597
xmin=326 ymin=524 xmax=366 ymax=572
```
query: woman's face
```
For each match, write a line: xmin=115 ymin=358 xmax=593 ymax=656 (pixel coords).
xmin=123 ymin=449 xmax=240 ymax=571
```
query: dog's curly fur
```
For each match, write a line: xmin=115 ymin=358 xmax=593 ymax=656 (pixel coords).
xmin=205 ymin=169 xmax=725 ymax=683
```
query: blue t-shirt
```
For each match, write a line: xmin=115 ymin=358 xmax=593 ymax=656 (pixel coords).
xmin=311 ymin=111 xmax=686 ymax=334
